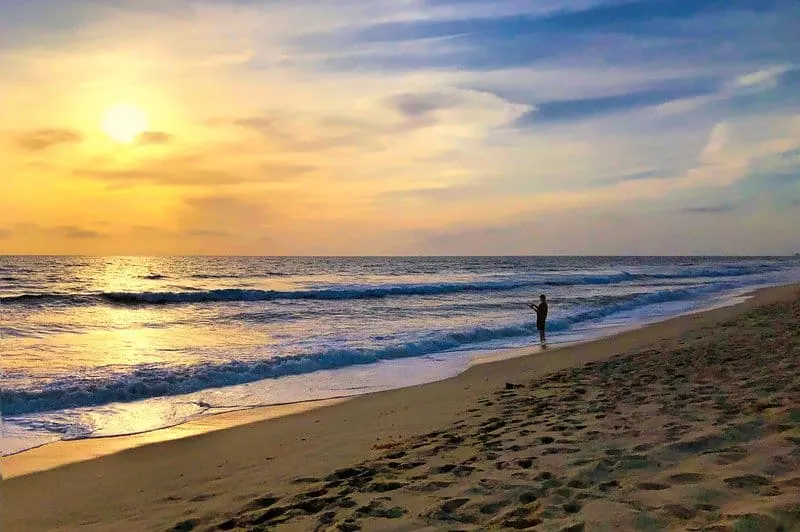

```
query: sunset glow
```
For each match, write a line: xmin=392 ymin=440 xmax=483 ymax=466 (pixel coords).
xmin=101 ymin=104 xmax=149 ymax=143
xmin=0 ymin=1 xmax=798 ymax=255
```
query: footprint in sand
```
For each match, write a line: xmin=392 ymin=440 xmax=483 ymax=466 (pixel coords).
xmin=367 ymin=480 xmax=406 ymax=492
xmin=292 ymin=476 xmax=322 ymax=484
xmin=354 ymin=500 xmax=407 ymax=519
xmin=668 ymin=472 xmax=705 ymax=484
xmin=337 ymin=517 xmax=362 ymax=531
xmin=598 ymin=480 xmax=620 ymax=492
xmin=426 ymin=497 xmax=475 ymax=523
xmin=407 ymin=480 xmax=453 ymax=493
xmin=295 ymin=488 xmax=328 ymax=500
xmin=723 ymin=474 xmax=771 ymax=492
xmin=386 ymin=460 xmax=425 ymax=471
xmin=170 ymin=519 xmax=199 ymax=531
xmin=636 ymin=482 xmax=671 ymax=491
xmin=497 ymin=507 xmax=542 ymax=529
xmin=567 ymin=478 xmax=592 ymax=489
xmin=216 ymin=518 xmax=237 ymax=530
xmin=712 ymin=447 xmax=749 ymax=465
xmin=478 ymin=500 xmax=511 ymax=515
xmin=246 ymin=495 xmax=281 ymax=510
xmin=337 ymin=497 xmax=358 ymax=508
xmin=516 ymin=458 xmax=534 ymax=469
xmin=429 ymin=463 xmax=457 ymax=474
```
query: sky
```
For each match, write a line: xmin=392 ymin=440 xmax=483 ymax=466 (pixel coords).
xmin=1 ymin=0 xmax=799 ymax=255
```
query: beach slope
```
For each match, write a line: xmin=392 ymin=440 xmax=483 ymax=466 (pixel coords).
xmin=3 ymin=284 xmax=799 ymax=531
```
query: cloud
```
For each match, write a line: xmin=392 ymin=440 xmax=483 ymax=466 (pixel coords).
xmin=16 ymin=128 xmax=82 ymax=150
xmin=739 ymin=146 xmax=800 ymax=191
xmin=53 ymin=225 xmax=104 ymax=238
xmin=734 ymin=65 xmax=794 ymax=91
xmin=81 ymin=168 xmax=253 ymax=186
xmin=595 ymin=169 xmax=664 ymax=186
xmin=233 ymin=88 xmax=525 ymax=157
xmin=678 ymin=204 xmax=738 ymax=214
xmin=351 ymin=0 xmax=755 ymax=45
xmin=182 ymin=195 xmax=272 ymax=231
xmin=124 ymin=209 xmax=262 ymax=248
xmin=517 ymin=83 xmax=718 ymax=125
xmin=235 ymin=114 xmax=377 ymax=152
xmin=423 ymin=224 xmax=520 ymax=253
xmin=319 ymin=0 xmax=797 ymax=74
xmin=0 ymin=229 xmax=11 ymax=238
xmin=130 ymin=225 xmax=169 ymax=236
xmin=381 ymin=183 xmax=485 ymax=202
xmin=135 ymin=131 xmax=173 ymax=145
xmin=608 ymin=169 xmax=661 ymax=183
xmin=6 ymin=224 xmax=104 ymax=239
xmin=2 ymin=0 xmax=800 ymax=255
xmin=700 ymin=123 xmax=729 ymax=161
xmin=386 ymin=91 xmax=455 ymax=119
xmin=200 ymin=50 xmax=254 ymax=67
xmin=76 ymin=153 xmax=314 ymax=187
xmin=185 ymin=228 xmax=231 ymax=238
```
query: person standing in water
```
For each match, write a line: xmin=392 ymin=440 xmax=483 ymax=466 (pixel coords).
xmin=530 ymin=294 xmax=548 ymax=346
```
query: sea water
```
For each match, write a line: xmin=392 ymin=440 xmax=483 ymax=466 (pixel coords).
xmin=2 ymin=256 xmax=799 ymax=455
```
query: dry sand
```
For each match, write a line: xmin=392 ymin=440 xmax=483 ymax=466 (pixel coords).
xmin=2 ymin=284 xmax=799 ymax=532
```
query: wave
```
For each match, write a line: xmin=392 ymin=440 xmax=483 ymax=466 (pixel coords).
xmin=191 ymin=272 xmax=289 ymax=279
xmin=0 ymin=263 xmax=781 ymax=307
xmin=0 ymin=293 xmax=74 ymax=305
xmin=141 ymin=274 xmax=168 ymax=280
xmin=99 ymin=264 xmax=776 ymax=304
xmin=99 ymin=272 xmax=650 ymax=304
xmin=546 ymin=282 xmax=734 ymax=330
xmin=101 ymin=280 xmax=539 ymax=304
xmin=1 ymin=282 xmax=737 ymax=415
xmin=644 ymin=264 xmax=778 ymax=279
xmin=543 ymin=272 xmax=635 ymax=286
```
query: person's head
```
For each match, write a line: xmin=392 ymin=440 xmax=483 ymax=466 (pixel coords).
xmin=540 ymin=294 xmax=546 ymax=301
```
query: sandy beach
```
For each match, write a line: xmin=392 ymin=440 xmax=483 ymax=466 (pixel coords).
xmin=3 ymin=284 xmax=799 ymax=532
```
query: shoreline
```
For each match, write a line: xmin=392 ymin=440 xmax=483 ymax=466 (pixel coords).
xmin=1 ymin=282 xmax=765 ymax=473
xmin=2 ymin=283 xmax=797 ymax=532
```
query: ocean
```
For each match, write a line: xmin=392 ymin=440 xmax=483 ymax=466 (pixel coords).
xmin=2 ymin=256 xmax=799 ymax=455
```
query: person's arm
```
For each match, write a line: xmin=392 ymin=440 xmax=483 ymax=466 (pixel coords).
xmin=530 ymin=303 xmax=538 ymax=311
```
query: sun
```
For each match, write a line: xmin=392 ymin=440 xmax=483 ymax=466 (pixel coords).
xmin=101 ymin=104 xmax=149 ymax=143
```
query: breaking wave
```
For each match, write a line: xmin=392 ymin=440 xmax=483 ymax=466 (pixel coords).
xmin=1 ymin=282 xmax=735 ymax=415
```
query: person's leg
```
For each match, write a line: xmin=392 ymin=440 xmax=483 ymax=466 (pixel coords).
xmin=539 ymin=328 xmax=545 ymax=344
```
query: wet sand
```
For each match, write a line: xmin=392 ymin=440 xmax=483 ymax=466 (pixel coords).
xmin=3 ymin=284 xmax=798 ymax=531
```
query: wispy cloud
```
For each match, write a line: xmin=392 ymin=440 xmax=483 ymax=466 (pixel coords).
xmin=734 ymin=65 xmax=795 ymax=91
xmin=16 ymin=129 xmax=82 ymax=150
xmin=517 ymin=83 xmax=718 ymax=125
xmin=679 ymin=204 xmax=739 ymax=214
xmin=74 ymin=151 xmax=315 ymax=188
xmin=386 ymin=91 xmax=456 ymax=119
xmin=54 ymin=225 xmax=104 ymax=239
xmin=6 ymin=224 xmax=105 ymax=239
xmin=1 ymin=0 xmax=799 ymax=254
xmin=135 ymin=131 xmax=173 ymax=145
xmin=186 ymin=228 xmax=231 ymax=238
xmin=78 ymin=169 xmax=253 ymax=187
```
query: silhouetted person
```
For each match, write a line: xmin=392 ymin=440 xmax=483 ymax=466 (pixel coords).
xmin=530 ymin=294 xmax=548 ymax=346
